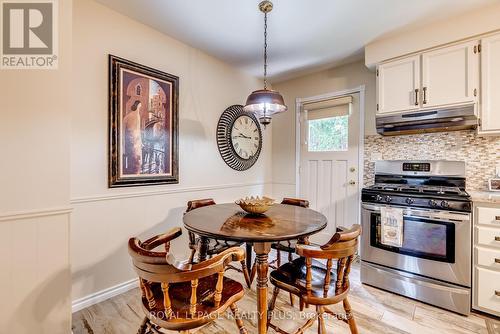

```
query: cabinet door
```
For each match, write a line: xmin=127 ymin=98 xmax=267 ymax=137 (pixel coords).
xmin=377 ymin=55 xmax=420 ymax=115
xmin=421 ymin=41 xmax=478 ymax=109
xmin=480 ymin=33 xmax=500 ymax=134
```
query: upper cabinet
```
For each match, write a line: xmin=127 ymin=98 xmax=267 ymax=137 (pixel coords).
xmin=377 ymin=40 xmax=479 ymax=115
xmin=421 ymin=41 xmax=478 ymax=109
xmin=480 ymin=32 xmax=500 ymax=134
xmin=377 ymin=56 xmax=420 ymax=114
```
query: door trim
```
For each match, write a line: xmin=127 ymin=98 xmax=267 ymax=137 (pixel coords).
xmin=295 ymin=85 xmax=365 ymax=227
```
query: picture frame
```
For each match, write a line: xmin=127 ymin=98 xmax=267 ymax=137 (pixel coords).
xmin=108 ymin=55 xmax=179 ymax=187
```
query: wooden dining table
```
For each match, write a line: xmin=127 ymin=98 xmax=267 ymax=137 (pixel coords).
xmin=183 ymin=203 xmax=327 ymax=334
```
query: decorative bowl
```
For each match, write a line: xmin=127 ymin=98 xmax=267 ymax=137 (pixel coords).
xmin=235 ymin=196 xmax=275 ymax=214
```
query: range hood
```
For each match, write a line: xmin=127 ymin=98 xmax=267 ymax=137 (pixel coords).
xmin=376 ymin=105 xmax=478 ymax=136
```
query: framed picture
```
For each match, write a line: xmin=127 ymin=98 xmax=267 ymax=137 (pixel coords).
xmin=108 ymin=55 xmax=179 ymax=187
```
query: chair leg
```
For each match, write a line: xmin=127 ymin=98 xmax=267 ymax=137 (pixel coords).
xmin=343 ymin=298 xmax=358 ymax=334
xmin=230 ymin=303 xmax=248 ymax=334
xmin=188 ymin=248 xmax=196 ymax=264
xmin=317 ymin=306 xmax=326 ymax=334
xmin=137 ymin=316 xmax=149 ymax=334
xmin=267 ymin=286 xmax=280 ymax=329
xmin=240 ymin=259 xmax=251 ymax=288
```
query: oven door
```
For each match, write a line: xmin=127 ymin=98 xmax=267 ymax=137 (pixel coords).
xmin=360 ymin=203 xmax=471 ymax=287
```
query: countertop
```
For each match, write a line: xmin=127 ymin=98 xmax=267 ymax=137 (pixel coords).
xmin=468 ymin=190 xmax=500 ymax=204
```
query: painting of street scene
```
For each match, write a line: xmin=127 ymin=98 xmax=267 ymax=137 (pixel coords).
xmin=109 ymin=55 xmax=178 ymax=187
xmin=120 ymin=69 xmax=171 ymax=176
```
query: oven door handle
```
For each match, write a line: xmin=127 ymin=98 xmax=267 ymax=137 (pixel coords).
xmin=362 ymin=203 xmax=471 ymax=223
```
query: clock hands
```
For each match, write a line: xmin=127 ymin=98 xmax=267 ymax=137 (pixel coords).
xmin=234 ymin=133 xmax=252 ymax=139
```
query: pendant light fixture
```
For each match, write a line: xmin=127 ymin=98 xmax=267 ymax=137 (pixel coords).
xmin=243 ymin=0 xmax=287 ymax=127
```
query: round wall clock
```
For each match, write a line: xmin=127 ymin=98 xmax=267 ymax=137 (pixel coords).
xmin=217 ymin=105 xmax=262 ymax=171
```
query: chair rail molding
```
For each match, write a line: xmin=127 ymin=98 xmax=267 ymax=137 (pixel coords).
xmin=71 ymin=181 xmax=272 ymax=204
xmin=0 ymin=206 xmax=73 ymax=222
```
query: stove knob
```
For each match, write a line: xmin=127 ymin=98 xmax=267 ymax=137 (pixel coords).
xmin=406 ymin=198 xmax=414 ymax=205
xmin=429 ymin=199 xmax=438 ymax=207
xmin=441 ymin=200 xmax=450 ymax=208
xmin=375 ymin=195 xmax=383 ymax=202
xmin=384 ymin=196 xmax=392 ymax=203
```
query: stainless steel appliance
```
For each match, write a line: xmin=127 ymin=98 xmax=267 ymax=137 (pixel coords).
xmin=376 ymin=105 xmax=478 ymax=135
xmin=360 ymin=160 xmax=472 ymax=315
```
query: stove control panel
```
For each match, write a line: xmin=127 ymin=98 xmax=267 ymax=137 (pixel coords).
xmin=402 ymin=162 xmax=431 ymax=172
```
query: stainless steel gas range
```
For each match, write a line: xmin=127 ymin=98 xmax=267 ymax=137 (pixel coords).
xmin=360 ymin=160 xmax=472 ymax=315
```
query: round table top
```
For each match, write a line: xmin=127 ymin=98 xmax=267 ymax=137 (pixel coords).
xmin=183 ymin=203 xmax=327 ymax=242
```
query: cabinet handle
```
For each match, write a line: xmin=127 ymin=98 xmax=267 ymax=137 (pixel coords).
xmin=496 ymin=290 xmax=500 ymax=297
xmin=495 ymin=258 xmax=500 ymax=264
xmin=495 ymin=215 xmax=500 ymax=221
xmin=414 ymin=89 xmax=419 ymax=106
xmin=423 ymin=87 xmax=428 ymax=104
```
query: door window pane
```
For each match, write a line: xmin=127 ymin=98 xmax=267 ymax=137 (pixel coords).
xmin=308 ymin=115 xmax=348 ymax=152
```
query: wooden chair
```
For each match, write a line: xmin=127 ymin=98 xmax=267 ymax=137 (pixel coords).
xmin=128 ymin=227 xmax=248 ymax=334
xmin=186 ymin=198 xmax=251 ymax=288
xmin=270 ymin=197 xmax=310 ymax=268
xmin=267 ymin=224 xmax=362 ymax=334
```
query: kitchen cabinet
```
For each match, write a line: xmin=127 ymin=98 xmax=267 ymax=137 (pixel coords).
xmin=421 ymin=41 xmax=478 ymax=109
xmin=376 ymin=40 xmax=479 ymax=116
xmin=377 ymin=55 xmax=420 ymax=114
xmin=479 ymin=32 xmax=500 ymax=134
xmin=473 ymin=203 xmax=500 ymax=317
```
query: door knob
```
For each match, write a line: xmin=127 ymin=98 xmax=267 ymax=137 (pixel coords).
xmin=349 ymin=180 xmax=356 ymax=185
xmin=350 ymin=167 xmax=356 ymax=172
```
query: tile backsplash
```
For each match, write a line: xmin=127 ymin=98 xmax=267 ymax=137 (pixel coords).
xmin=364 ymin=131 xmax=500 ymax=190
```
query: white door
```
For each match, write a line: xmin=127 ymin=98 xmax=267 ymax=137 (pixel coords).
xmin=421 ymin=41 xmax=479 ymax=109
xmin=480 ymin=32 xmax=500 ymax=134
xmin=299 ymin=93 xmax=360 ymax=244
xmin=377 ymin=55 xmax=420 ymax=114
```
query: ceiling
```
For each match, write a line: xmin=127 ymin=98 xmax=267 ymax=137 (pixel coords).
xmin=96 ymin=0 xmax=496 ymax=82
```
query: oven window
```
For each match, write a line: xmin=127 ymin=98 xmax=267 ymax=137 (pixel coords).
xmin=370 ymin=213 xmax=455 ymax=263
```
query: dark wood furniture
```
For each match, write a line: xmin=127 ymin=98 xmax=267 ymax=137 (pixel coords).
xmin=128 ymin=227 xmax=248 ymax=334
xmin=271 ymin=197 xmax=310 ymax=268
xmin=186 ymin=199 xmax=251 ymax=288
xmin=183 ymin=203 xmax=327 ymax=334
xmin=267 ymin=224 xmax=362 ymax=334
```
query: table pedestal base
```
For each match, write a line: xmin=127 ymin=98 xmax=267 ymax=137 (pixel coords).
xmin=254 ymin=242 xmax=271 ymax=334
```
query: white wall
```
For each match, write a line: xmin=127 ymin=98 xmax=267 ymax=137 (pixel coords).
xmin=0 ymin=0 xmax=72 ymax=332
xmin=270 ymin=60 xmax=376 ymax=198
xmin=365 ymin=2 xmax=500 ymax=67
xmin=71 ymin=0 xmax=272 ymax=304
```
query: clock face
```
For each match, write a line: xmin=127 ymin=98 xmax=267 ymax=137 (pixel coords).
xmin=231 ymin=115 xmax=260 ymax=160
xmin=217 ymin=105 xmax=262 ymax=171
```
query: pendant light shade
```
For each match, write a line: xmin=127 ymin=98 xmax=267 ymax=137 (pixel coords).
xmin=243 ymin=89 xmax=288 ymax=126
xmin=244 ymin=0 xmax=287 ymax=126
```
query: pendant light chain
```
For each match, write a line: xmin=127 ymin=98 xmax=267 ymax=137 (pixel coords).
xmin=243 ymin=1 xmax=287 ymax=126
xmin=263 ymin=11 xmax=268 ymax=90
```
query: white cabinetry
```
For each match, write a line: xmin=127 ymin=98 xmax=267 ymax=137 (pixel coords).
xmin=376 ymin=40 xmax=479 ymax=116
xmin=473 ymin=204 xmax=500 ymax=317
xmin=480 ymin=32 xmax=500 ymax=134
xmin=377 ymin=56 xmax=420 ymax=114
xmin=421 ymin=41 xmax=478 ymax=109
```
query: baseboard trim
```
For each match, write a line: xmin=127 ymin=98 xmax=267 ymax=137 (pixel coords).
xmin=71 ymin=181 xmax=271 ymax=204
xmin=0 ymin=206 xmax=72 ymax=222
xmin=72 ymin=278 xmax=139 ymax=313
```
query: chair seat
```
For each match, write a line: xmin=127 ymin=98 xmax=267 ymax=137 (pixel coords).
xmin=271 ymin=240 xmax=296 ymax=253
xmin=270 ymin=258 xmax=348 ymax=304
xmin=143 ymin=274 xmax=244 ymax=330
